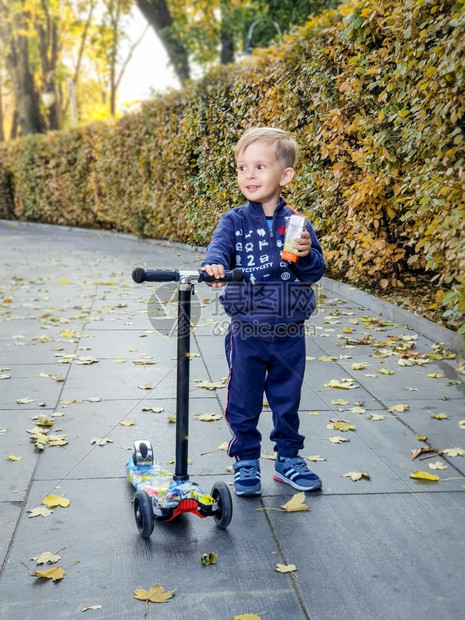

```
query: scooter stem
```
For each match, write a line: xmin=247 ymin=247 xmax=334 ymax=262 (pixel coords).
xmin=174 ymin=279 xmax=193 ymax=481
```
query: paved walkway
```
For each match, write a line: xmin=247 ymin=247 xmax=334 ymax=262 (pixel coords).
xmin=0 ymin=221 xmax=464 ymax=620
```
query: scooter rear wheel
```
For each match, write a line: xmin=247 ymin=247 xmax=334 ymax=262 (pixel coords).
xmin=134 ymin=490 xmax=154 ymax=538
xmin=211 ymin=481 xmax=233 ymax=529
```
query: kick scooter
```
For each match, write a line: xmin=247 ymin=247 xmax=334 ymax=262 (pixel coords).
xmin=127 ymin=266 xmax=243 ymax=538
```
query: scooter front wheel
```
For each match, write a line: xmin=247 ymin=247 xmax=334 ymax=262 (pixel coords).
xmin=211 ymin=481 xmax=233 ymax=529
xmin=134 ymin=490 xmax=154 ymax=538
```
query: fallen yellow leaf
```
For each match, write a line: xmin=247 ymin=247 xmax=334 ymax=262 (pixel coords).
xmin=329 ymin=436 xmax=349 ymax=444
xmin=134 ymin=584 xmax=174 ymax=604
xmin=28 ymin=506 xmax=53 ymax=518
xmin=194 ymin=413 xmax=222 ymax=422
xmin=442 ymin=447 xmax=465 ymax=457
xmin=32 ymin=551 xmax=61 ymax=565
xmin=41 ymin=495 xmax=70 ymax=509
xmin=307 ymin=455 xmax=326 ymax=462
xmin=276 ymin=563 xmax=297 ymax=574
xmin=281 ymin=492 xmax=309 ymax=512
xmin=324 ymin=379 xmax=358 ymax=390
xmin=327 ymin=421 xmax=355 ymax=432
xmin=195 ymin=379 xmax=227 ymax=390
xmin=388 ymin=404 xmax=410 ymax=413
xmin=33 ymin=566 xmax=65 ymax=581
xmin=343 ymin=471 xmax=370 ymax=482
xmin=120 ymin=419 xmax=136 ymax=426
xmin=90 ymin=437 xmax=113 ymax=446
xmin=261 ymin=452 xmax=276 ymax=460
xmin=376 ymin=368 xmax=394 ymax=375
xmin=429 ymin=413 xmax=447 ymax=420
xmin=7 ymin=455 xmax=22 ymax=461
xmin=409 ymin=470 xmax=440 ymax=481
xmin=428 ymin=461 xmax=447 ymax=470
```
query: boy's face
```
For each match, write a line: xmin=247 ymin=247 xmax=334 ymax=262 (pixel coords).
xmin=236 ymin=141 xmax=294 ymax=211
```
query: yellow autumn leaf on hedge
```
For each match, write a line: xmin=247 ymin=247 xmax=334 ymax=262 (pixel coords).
xmin=33 ymin=566 xmax=65 ymax=581
xmin=409 ymin=471 xmax=440 ymax=481
xmin=41 ymin=495 xmax=70 ymax=508
xmin=281 ymin=492 xmax=309 ymax=512
xmin=134 ymin=584 xmax=174 ymax=604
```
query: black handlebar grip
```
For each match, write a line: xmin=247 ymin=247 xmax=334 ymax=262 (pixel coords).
xmin=132 ymin=268 xmax=179 ymax=283
xmin=132 ymin=268 xmax=147 ymax=283
xmin=198 ymin=268 xmax=244 ymax=283
xmin=132 ymin=267 xmax=243 ymax=284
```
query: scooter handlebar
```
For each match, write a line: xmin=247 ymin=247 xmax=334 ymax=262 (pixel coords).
xmin=132 ymin=267 xmax=243 ymax=284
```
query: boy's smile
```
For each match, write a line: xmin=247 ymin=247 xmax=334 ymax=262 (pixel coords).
xmin=236 ymin=142 xmax=294 ymax=215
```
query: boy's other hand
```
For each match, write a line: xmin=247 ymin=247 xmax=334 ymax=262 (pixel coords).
xmin=293 ymin=231 xmax=311 ymax=258
xmin=201 ymin=264 xmax=226 ymax=288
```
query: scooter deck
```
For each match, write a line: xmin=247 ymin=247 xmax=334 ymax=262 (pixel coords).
xmin=127 ymin=457 xmax=216 ymax=520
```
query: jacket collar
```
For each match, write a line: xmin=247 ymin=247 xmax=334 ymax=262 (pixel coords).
xmin=247 ymin=197 xmax=287 ymax=214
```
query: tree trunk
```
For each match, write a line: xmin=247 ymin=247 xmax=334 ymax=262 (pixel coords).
xmin=0 ymin=3 xmax=45 ymax=136
xmin=0 ymin=62 xmax=5 ymax=142
xmin=137 ymin=0 xmax=190 ymax=85
xmin=220 ymin=23 xmax=234 ymax=65
xmin=37 ymin=0 xmax=60 ymax=129
xmin=220 ymin=0 xmax=234 ymax=65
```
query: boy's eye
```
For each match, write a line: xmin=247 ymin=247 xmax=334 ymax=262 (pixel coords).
xmin=257 ymin=165 xmax=265 ymax=170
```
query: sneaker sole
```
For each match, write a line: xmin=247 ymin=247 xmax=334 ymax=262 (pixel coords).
xmin=234 ymin=487 xmax=261 ymax=497
xmin=273 ymin=472 xmax=322 ymax=491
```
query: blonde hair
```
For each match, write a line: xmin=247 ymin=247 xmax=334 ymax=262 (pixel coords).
xmin=234 ymin=127 xmax=299 ymax=168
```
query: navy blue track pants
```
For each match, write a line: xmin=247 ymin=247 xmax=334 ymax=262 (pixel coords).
xmin=224 ymin=321 xmax=306 ymax=460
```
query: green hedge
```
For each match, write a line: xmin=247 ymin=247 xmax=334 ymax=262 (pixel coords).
xmin=1 ymin=0 xmax=464 ymax=332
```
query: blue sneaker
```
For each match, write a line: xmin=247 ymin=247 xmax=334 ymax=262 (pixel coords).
xmin=274 ymin=456 xmax=322 ymax=491
xmin=233 ymin=459 xmax=261 ymax=496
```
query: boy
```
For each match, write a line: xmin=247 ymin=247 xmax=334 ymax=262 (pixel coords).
xmin=202 ymin=127 xmax=326 ymax=496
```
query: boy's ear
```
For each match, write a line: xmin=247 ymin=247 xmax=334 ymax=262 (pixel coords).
xmin=280 ymin=167 xmax=295 ymax=187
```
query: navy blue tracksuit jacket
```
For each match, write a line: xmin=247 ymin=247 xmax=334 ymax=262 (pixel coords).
xmin=203 ymin=198 xmax=326 ymax=460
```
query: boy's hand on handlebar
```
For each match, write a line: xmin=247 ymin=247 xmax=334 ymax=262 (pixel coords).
xmin=201 ymin=264 xmax=226 ymax=288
